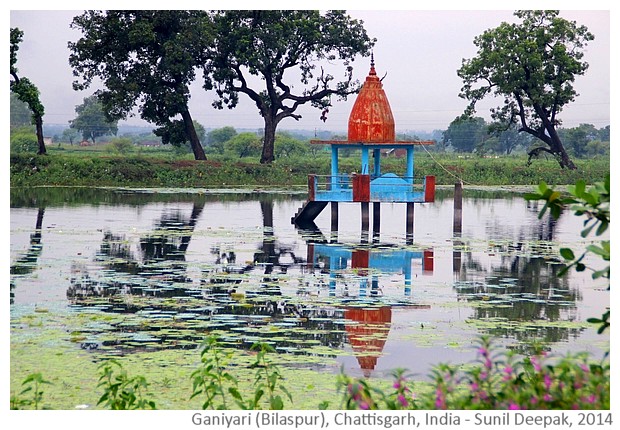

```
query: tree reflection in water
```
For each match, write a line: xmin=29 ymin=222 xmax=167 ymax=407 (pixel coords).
xmin=452 ymin=204 xmax=581 ymax=351
xmin=65 ymin=199 xmax=432 ymax=375
xmin=55 ymin=194 xmax=586 ymax=370
xmin=10 ymin=207 xmax=45 ymax=304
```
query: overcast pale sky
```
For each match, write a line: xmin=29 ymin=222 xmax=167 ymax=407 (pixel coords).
xmin=8 ymin=5 xmax=612 ymax=133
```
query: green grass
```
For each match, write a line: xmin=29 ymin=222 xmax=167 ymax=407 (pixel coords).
xmin=10 ymin=146 xmax=609 ymax=188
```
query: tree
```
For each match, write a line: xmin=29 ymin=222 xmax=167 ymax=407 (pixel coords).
xmin=193 ymin=121 xmax=206 ymax=146
xmin=598 ymin=125 xmax=610 ymax=142
xmin=492 ymin=125 xmax=532 ymax=155
xmin=70 ymin=95 xmax=118 ymax=144
xmin=69 ymin=10 xmax=212 ymax=160
xmin=559 ymin=123 xmax=597 ymax=158
xmin=274 ymin=132 xmax=308 ymax=158
xmin=224 ymin=132 xmax=262 ymax=158
xmin=458 ymin=10 xmax=594 ymax=169
xmin=443 ymin=116 xmax=489 ymax=153
xmin=207 ymin=126 xmax=238 ymax=154
xmin=203 ymin=10 xmax=374 ymax=164
xmin=10 ymin=27 xmax=46 ymax=155
xmin=62 ymin=128 xmax=80 ymax=145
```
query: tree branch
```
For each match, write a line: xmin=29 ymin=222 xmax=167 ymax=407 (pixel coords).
xmin=230 ymin=64 xmax=266 ymax=111
xmin=527 ymin=145 xmax=556 ymax=165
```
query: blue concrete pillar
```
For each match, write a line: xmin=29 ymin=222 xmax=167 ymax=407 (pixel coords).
xmin=404 ymin=259 xmax=412 ymax=296
xmin=373 ymin=148 xmax=381 ymax=178
xmin=406 ymin=147 xmax=414 ymax=184
xmin=361 ymin=147 xmax=369 ymax=175
xmin=331 ymin=146 xmax=339 ymax=190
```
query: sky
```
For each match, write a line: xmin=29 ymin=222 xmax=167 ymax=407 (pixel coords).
xmin=7 ymin=3 xmax=614 ymax=134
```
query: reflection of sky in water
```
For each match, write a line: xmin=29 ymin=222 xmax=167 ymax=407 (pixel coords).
xmin=10 ymin=189 xmax=610 ymax=378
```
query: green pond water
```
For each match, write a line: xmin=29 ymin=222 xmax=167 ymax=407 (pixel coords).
xmin=9 ymin=186 xmax=609 ymax=409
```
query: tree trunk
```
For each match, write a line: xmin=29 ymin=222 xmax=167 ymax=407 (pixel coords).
xmin=260 ymin=116 xmax=277 ymax=164
xmin=35 ymin=114 xmax=46 ymax=155
xmin=533 ymin=103 xmax=576 ymax=170
xmin=180 ymin=109 xmax=207 ymax=161
xmin=547 ymin=126 xmax=576 ymax=170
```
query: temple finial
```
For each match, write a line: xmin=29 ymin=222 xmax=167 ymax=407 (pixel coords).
xmin=369 ymin=52 xmax=376 ymax=75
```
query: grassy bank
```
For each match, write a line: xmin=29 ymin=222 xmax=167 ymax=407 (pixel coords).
xmin=10 ymin=150 xmax=609 ymax=188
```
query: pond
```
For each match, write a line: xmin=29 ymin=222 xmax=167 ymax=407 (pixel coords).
xmin=10 ymin=186 xmax=609 ymax=389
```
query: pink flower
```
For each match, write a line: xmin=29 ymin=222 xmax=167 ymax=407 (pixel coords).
xmin=359 ymin=401 xmax=370 ymax=410
xmin=435 ymin=388 xmax=446 ymax=409
xmin=529 ymin=357 xmax=542 ymax=372
xmin=544 ymin=394 xmax=552 ymax=402
xmin=397 ymin=394 xmax=408 ymax=407
xmin=348 ymin=383 xmax=361 ymax=401
xmin=544 ymin=375 xmax=552 ymax=389
xmin=584 ymin=394 xmax=596 ymax=404
xmin=508 ymin=402 xmax=521 ymax=410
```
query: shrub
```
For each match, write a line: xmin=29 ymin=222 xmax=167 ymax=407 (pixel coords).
xmin=96 ymin=359 xmax=157 ymax=410
xmin=109 ymin=137 xmax=134 ymax=154
xmin=190 ymin=336 xmax=292 ymax=410
xmin=10 ymin=131 xmax=39 ymax=153
xmin=10 ymin=373 xmax=52 ymax=410
xmin=337 ymin=336 xmax=610 ymax=410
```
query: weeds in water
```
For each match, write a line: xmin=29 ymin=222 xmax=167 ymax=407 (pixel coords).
xmin=190 ymin=336 xmax=240 ymax=409
xmin=190 ymin=336 xmax=292 ymax=410
xmin=10 ymin=372 xmax=51 ymax=410
xmin=247 ymin=342 xmax=292 ymax=410
xmin=11 ymin=336 xmax=609 ymax=410
xmin=96 ymin=359 xmax=157 ymax=410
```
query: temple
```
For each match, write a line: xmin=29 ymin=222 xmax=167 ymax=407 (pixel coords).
xmin=291 ymin=56 xmax=435 ymax=234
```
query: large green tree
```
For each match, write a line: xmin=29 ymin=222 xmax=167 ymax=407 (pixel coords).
xmin=225 ymin=132 xmax=262 ymax=158
xmin=203 ymin=10 xmax=374 ymax=164
xmin=61 ymin=127 xmax=80 ymax=145
xmin=458 ymin=10 xmax=594 ymax=169
xmin=558 ymin=123 xmax=598 ymax=158
xmin=70 ymin=95 xmax=118 ymax=144
xmin=68 ymin=10 xmax=212 ymax=160
xmin=10 ymin=27 xmax=46 ymax=155
xmin=443 ymin=116 xmax=489 ymax=153
xmin=207 ymin=126 xmax=237 ymax=154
